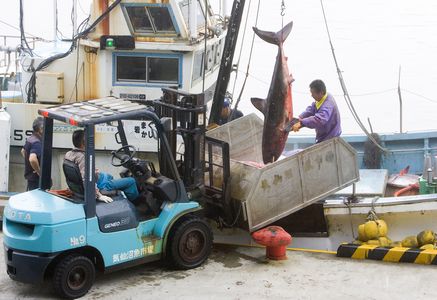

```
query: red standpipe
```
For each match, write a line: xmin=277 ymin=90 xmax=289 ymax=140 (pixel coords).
xmin=252 ymin=226 xmax=292 ymax=260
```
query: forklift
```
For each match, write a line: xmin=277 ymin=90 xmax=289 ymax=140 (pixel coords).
xmin=3 ymin=89 xmax=235 ymax=298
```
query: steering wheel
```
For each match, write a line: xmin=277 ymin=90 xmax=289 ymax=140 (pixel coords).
xmin=111 ymin=145 xmax=137 ymax=167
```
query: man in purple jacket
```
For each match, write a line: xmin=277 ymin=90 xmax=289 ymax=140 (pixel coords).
xmin=292 ymin=79 xmax=341 ymax=143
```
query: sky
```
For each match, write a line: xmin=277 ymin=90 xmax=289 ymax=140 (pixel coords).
xmin=2 ymin=0 xmax=437 ymax=134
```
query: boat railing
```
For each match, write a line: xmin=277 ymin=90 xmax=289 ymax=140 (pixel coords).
xmin=0 ymin=35 xmax=43 ymax=77
xmin=286 ymin=132 xmax=437 ymax=175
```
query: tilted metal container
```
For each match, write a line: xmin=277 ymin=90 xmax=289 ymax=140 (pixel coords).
xmin=206 ymin=113 xmax=359 ymax=231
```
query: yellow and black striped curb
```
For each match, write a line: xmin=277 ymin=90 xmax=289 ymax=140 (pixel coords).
xmin=337 ymin=243 xmax=437 ymax=265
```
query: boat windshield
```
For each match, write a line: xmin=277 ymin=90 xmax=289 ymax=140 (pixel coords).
xmin=123 ymin=4 xmax=177 ymax=35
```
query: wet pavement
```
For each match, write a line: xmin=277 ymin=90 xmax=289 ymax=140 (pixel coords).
xmin=0 ymin=234 xmax=436 ymax=299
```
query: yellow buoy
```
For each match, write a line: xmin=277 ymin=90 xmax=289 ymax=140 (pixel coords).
xmin=364 ymin=221 xmax=379 ymax=240
xmin=419 ymin=244 xmax=435 ymax=250
xmin=401 ymin=236 xmax=418 ymax=248
xmin=367 ymin=239 xmax=380 ymax=246
xmin=358 ymin=224 xmax=368 ymax=242
xmin=390 ymin=241 xmax=402 ymax=247
xmin=417 ymin=230 xmax=435 ymax=247
xmin=376 ymin=219 xmax=388 ymax=237
xmin=378 ymin=236 xmax=390 ymax=247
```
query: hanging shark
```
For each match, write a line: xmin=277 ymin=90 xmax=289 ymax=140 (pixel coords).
xmin=251 ymin=21 xmax=296 ymax=164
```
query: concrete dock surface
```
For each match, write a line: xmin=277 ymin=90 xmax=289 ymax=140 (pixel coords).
xmin=0 ymin=234 xmax=436 ymax=299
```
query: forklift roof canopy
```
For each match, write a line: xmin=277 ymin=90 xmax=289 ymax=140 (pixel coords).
xmin=38 ymin=98 xmax=155 ymax=126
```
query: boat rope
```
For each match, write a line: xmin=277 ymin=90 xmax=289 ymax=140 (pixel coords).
xmin=229 ymin=0 xmax=261 ymax=121
xmin=343 ymin=197 xmax=356 ymax=240
xmin=230 ymin=0 xmax=252 ymax=98
xmin=319 ymin=0 xmax=387 ymax=153
xmin=215 ymin=242 xmax=337 ymax=255
xmin=370 ymin=196 xmax=380 ymax=218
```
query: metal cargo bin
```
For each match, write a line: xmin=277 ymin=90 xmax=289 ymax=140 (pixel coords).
xmin=206 ymin=114 xmax=359 ymax=231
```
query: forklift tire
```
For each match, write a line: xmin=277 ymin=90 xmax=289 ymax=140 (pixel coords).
xmin=53 ymin=254 xmax=96 ymax=299
xmin=168 ymin=216 xmax=213 ymax=269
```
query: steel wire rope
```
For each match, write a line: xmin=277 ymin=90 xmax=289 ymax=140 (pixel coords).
xmin=77 ymin=0 xmax=90 ymax=16
xmin=0 ymin=19 xmax=50 ymax=42
xmin=234 ymin=69 xmax=399 ymax=97
xmin=401 ymin=89 xmax=437 ymax=104
xmin=229 ymin=0 xmax=261 ymax=121
xmin=320 ymin=0 xmax=387 ymax=152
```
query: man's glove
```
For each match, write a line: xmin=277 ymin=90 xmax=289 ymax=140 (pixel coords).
xmin=292 ymin=121 xmax=302 ymax=132
xmin=284 ymin=118 xmax=300 ymax=132
xmin=98 ymin=194 xmax=113 ymax=203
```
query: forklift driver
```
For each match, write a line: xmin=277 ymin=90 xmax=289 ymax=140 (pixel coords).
xmin=64 ymin=129 xmax=139 ymax=203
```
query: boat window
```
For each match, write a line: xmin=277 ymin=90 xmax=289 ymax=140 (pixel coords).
xmin=125 ymin=6 xmax=153 ymax=32
xmin=205 ymin=45 xmax=214 ymax=72
xmin=115 ymin=54 xmax=181 ymax=86
xmin=192 ymin=51 xmax=204 ymax=82
xmin=148 ymin=7 xmax=176 ymax=32
xmin=123 ymin=4 xmax=177 ymax=35
xmin=178 ymin=0 xmax=206 ymax=29
xmin=148 ymin=57 xmax=179 ymax=84
xmin=116 ymin=56 xmax=147 ymax=82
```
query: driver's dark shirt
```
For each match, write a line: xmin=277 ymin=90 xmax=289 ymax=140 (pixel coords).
xmin=23 ymin=134 xmax=42 ymax=182
xmin=64 ymin=148 xmax=85 ymax=181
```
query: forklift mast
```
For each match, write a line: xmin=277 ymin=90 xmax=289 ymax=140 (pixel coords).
xmin=154 ymin=88 xmax=206 ymax=192
xmin=155 ymin=88 xmax=236 ymax=227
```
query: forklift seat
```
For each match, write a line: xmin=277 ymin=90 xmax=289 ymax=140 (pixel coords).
xmin=63 ymin=159 xmax=84 ymax=200
xmin=62 ymin=158 xmax=139 ymax=233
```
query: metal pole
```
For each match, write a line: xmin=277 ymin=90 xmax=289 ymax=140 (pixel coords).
xmin=202 ymin=0 xmax=208 ymax=93
xmin=73 ymin=0 xmax=78 ymax=37
xmin=189 ymin=0 xmax=198 ymax=40
xmin=53 ymin=0 xmax=57 ymax=43
xmin=398 ymin=65 xmax=403 ymax=133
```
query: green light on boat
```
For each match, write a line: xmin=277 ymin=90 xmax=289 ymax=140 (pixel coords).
xmin=106 ymin=38 xmax=114 ymax=48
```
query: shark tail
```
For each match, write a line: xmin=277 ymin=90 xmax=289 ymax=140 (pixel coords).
xmin=252 ymin=21 xmax=293 ymax=46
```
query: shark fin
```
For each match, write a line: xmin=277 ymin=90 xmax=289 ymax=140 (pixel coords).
xmin=251 ymin=97 xmax=267 ymax=115
xmin=253 ymin=21 xmax=293 ymax=45
xmin=288 ymin=73 xmax=295 ymax=85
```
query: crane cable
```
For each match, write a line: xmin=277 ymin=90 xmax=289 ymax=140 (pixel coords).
xmin=320 ymin=0 xmax=387 ymax=152
xmin=229 ymin=0 xmax=261 ymax=120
